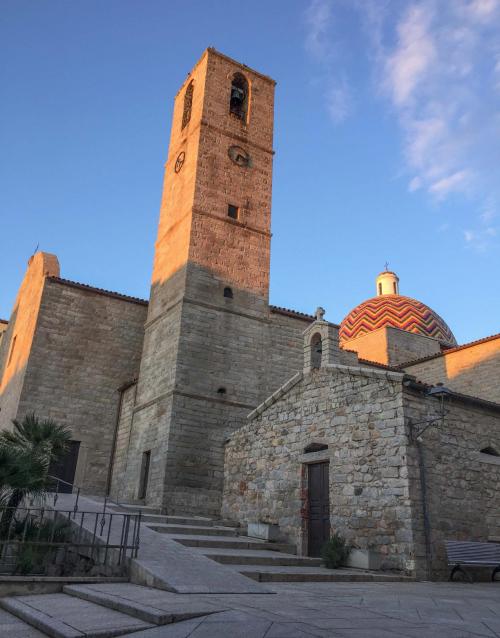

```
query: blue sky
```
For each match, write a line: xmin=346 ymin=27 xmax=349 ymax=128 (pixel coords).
xmin=1 ymin=0 xmax=499 ymax=343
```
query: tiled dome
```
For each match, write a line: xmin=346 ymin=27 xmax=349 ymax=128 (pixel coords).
xmin=340 ymin=271 xmax=457 ymax=347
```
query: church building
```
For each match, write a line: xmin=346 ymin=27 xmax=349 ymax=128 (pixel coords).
xmin=0 ymin=49 xmax=499 ymax=579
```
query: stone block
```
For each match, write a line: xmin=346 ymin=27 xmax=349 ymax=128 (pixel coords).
xmin=346 ymin=548 xmax=382 ymax=571
xmin=247 ymin=522 xmax=281 ymax=541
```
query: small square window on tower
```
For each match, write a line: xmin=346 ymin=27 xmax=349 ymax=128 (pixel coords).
xmin=227 ymin=204 xmax=239 ymax=220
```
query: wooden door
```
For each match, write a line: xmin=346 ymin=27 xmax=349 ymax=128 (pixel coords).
xmin=48 ymin=440 xmax=80 ymax=493
xmin=307 ymin=462 xmax=330 ymax=557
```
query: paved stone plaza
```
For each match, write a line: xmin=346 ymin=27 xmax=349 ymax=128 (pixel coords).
xmin=127 ymin=581 xmax=500 ymax=638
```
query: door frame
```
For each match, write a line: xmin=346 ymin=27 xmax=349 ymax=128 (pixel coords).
xmin=301 ymin=453 xmax=330 ymax=557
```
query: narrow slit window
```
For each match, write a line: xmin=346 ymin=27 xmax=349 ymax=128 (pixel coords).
xmin=138 ymin=450 xmax=151 ymax=500
xmin=378 ymin=283 xmax=383 ymax=295
xmin=181 ymin=81 xmax=194 ymax=130
xmin=228 ymin=204 xmax=239 ymax=220
xmin=7 ymin=335 xmax=17 ymax=366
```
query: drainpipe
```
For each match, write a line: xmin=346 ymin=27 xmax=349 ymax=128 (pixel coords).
xmin=415 ymin=439 xmax=432 ymax=580
xmin=405 ymin=379 xmax=450 ymax=580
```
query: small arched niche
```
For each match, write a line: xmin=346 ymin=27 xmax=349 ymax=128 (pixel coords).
xmin=229 ymin=73 xmax=249 ymax=121
xmin=310 ymin=332 xmax=322 ymax=369
xmin=223 ymin=287 xmax=233 ymax=299
xmin=304 ymin=442 xmax=328 ymax=454
xmin=480 ymin=446 xmax=500 ymax=457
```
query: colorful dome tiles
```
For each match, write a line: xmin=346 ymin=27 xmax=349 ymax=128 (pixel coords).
xmin=340 ymin=294 xmax=457 ymax=347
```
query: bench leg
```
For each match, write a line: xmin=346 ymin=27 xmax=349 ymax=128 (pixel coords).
xmin=492 ymin=565 xmax=500 ymax=582
xmin=450 ymin=564 xmax=474 ymax=583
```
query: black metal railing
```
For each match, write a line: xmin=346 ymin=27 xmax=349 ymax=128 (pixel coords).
xmin=46 ymin=475 xmax=81 ymax=514
xmin=0 ymin=506 xmax=141 ymax=576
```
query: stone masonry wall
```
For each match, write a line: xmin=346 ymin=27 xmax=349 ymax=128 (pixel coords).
xmin=343 ymin=326 xmax=441 ymax=367
xmin=110 ymin=296 xmax=310 ymax=513
xmin=17 ymin=278 xmax=147 ymax=494
xmin=0 ymin=253 xmax=60 ymax=432
xmin=403 ymin=387 xmax=500 ymax=579
xmin=403 ymin=336 xmax=500 ymax=404
xmin=223 ymin=365 xmax=418 ymax=572
xmin=386 ymin=328 xmax=442 ymax=367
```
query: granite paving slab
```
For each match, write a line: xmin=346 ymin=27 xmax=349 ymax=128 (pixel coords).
xmin=0 ymin=607 xmax=47 ymax=637
xmin=3 ymin=580 xmax=500 ymax=637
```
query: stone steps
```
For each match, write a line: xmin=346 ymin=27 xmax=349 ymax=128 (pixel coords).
xmin=146 ymin=523 xmax=239 ymax=537
xmin=141 ymin=514 xmax=216 ymax=526
xmin=172 ymin=534 xmax=297 ymax=553
xmin=0 ymin=592 xmax=153 ymax=637
xmin=0 ymin=584 xmax=224 ymax=637
xmin=156 ymin=515 xmax=412 ymax=584
xmin=191 ymin=547 xmax=322 ymax=567
xmin=63 ymin=583 xmax=221 ymax=624
xmin=236 ymin=565 xmax=414 ymax=582
xmin=111 ymin=504 xmax=162 ymax=516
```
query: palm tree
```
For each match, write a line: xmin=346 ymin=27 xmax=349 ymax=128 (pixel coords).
xmin=0 ymin=414 xmax=71 ymax=538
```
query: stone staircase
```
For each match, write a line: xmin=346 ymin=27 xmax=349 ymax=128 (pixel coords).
xmin=113 ymin=503 xmax=408 ymax=583
xmin=0 ymin=582 xmax=223 ymax=637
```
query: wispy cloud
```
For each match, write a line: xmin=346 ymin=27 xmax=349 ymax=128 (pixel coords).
xmin=377 ymin=0 xmax=500 ymax=245
xmin=303 ymin=0 xmax=353 ymax=124
xmin=326 ymin=77 xmax=352 ymax=123
xmin=303 ymin=0 xmax=500 ymax=249
xmin=305 ymin=0 xmax=333 ymax=58
xmin=384 ymin=5 xmax=436 ymax=106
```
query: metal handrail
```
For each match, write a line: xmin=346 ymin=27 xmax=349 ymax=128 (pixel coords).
xmin=0 ymin=506 xmax=141 ymax=575
xmin=47 ymin=475 xmax=81 ymax=515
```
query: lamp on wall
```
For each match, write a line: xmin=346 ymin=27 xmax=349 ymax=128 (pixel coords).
xmin=406 ymin=382 xmax=451 ymax=442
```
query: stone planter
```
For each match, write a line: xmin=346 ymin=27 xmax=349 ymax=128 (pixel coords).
xmin=346 ymin=548 xmax=382 ymax=571
xmin=247 ymin=522 xmax=280 ymax=541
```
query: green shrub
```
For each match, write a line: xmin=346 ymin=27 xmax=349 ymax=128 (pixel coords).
xmin=321 ymin=533 xmax=350 ymax=569
xmin=11 ymin=515 xmax=71 ymax=575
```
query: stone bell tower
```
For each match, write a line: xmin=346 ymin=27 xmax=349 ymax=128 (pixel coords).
xmin=115 ymin=49 xmax=276 ymax=515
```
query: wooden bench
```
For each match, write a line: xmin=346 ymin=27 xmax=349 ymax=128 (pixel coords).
xmin=445 ymin=540 xmax=500 ymax=582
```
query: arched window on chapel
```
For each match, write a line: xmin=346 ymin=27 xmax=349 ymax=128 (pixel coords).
xmin=181 ymin=81 xmax=194 ymax=130
xmin=229 ymin=73 xmax=249 ymax=121
xmin=310 ymin=333 xmax=322 ymax=369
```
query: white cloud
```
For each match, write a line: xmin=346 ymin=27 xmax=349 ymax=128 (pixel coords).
xmin=374 ymin=1 xmax=500 ymax=208
xmin=465 ymin=0 xmax=500 ymax=21
xmin=303 ymin=0 xmax=500 ymax=247
xmin=463 ymin=199 xmax=498 ymax=250
xmin=304 ymin=0 xmax=354 ymax=124
xmin=480 ymin=199 xmax=497 ymax=223
xmin=305 ymin=0 xmax=333 ymax=58
xmin=384 ymin=5 xmax=436 ymax=106
xmin=326 ymin=78 xmax=352 ymax=123
xmin=408 ymin=176 xmax=422 ymax=192
xmin=429 ymin=170 xmax=471 ymax=198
